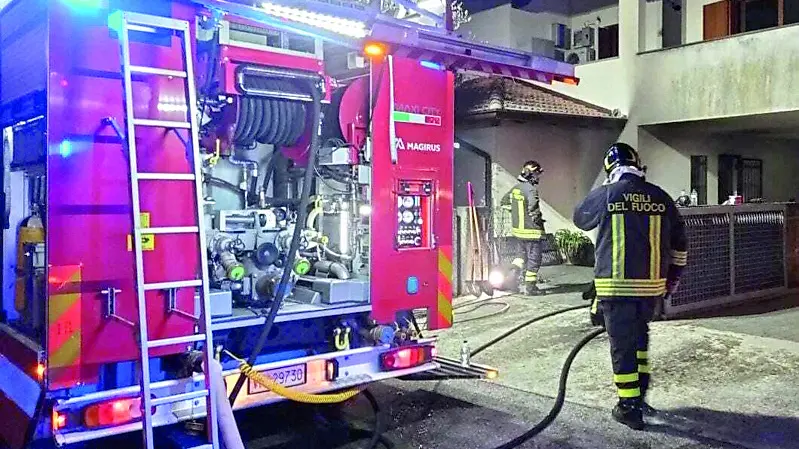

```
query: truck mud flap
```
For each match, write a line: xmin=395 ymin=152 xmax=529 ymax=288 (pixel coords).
xmin=0 ymin=327 xmax=45 ymax=449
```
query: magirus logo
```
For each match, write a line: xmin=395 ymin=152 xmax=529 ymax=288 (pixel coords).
xmin=394 ymin=137 xmax=441 ymax=152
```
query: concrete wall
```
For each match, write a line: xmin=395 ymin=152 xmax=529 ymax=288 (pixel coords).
xmin=569 ymin=3 xmax=664 ymax=53
xmin=458 ymin=4 xmax=514 ymax=48
xmin=639 ymin=129 xmax=799 ymax=203
xmin=542 ymin=57 xmax=626 ymax=112
xmin=510 ymin=8 xmax=570 ymax=52
xmin=456 ymin=121 xmax=621 ymax=236
xmin=635 ymin=25 xmax=799 ymax=124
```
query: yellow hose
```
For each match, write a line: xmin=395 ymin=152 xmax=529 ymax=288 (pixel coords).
xmin=226 ymin=352 xmax=362 ymax=404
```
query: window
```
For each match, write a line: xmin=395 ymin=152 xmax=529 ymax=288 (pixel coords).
xmin=703 ymin=0 xmax=794 ymax=40
xmin=785 ymin=0 xmax=799 ymax=24
xmin=690 ymin=156 xmax=708 ymax=205
xmin=597 ymin=24 xmax=619 ymax=59
xmin=741 ymin=158 xmax=763 ymax=201
xmin=739 ymin=0 xmax=779 ymax=32
xmin=717 ymin=155 xmax=763 ymax=203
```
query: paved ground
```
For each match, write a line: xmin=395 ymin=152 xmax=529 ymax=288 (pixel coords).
xmin=62 ymin=266 xmax=799 ymax=449
xmin=379 ymin=265 xmax=799 ymax=449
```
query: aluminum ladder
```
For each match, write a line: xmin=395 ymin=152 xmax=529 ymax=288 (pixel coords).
xmin=111 ymin=11 xmax=219 ymax=449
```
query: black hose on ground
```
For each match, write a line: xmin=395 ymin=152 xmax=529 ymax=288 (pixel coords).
xmin=361 ymin=389 xmax=385 ymax=449
xmin=490 ymin=328 xmax=607 ymax=449
xmin=227 ymin=85 xmax=322 ymax=405
xmin=471 ymin=304 xmax=591 ymax=357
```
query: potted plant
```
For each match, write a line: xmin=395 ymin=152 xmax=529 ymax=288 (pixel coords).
xmin=555 ymin=229 xmax=595 ymax=266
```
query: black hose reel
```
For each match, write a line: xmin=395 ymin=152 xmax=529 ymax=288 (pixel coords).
xmin=231 ymin=65 xmax=320 ymax=148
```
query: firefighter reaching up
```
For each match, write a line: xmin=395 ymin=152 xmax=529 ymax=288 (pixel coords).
xmin=573 ymin=143 xmax=688 ymax=430
xmin=501 ymin=160 xmax=546 ymax=296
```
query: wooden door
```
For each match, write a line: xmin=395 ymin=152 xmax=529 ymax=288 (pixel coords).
xmin=704 ymin=0 xmax=732 ymax=40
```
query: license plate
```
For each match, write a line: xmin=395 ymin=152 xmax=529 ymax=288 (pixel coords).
xmin=248 ymin=363 xmax=307 ymax=394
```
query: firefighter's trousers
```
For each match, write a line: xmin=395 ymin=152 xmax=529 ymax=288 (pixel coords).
xmin=600 ymin=298 xmax=655 ymax=403
xmin=515 ymin=238 xmax=542 ymax=284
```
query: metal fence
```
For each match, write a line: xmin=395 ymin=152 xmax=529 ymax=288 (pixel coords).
xmin=665 ymin=204 xmax=788 ymax=316
xmin=492 ymin=206 xmax=562 ymax=267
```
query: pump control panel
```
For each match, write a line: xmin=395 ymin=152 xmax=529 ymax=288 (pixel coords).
xmin=396 ymin=180 xmax=433 ymax=249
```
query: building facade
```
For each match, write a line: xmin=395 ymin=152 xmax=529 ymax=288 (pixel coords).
xmin=456 ymin=0 xmax=799 ymax=238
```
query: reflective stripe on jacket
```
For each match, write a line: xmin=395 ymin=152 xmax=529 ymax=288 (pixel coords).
xmin=573 ymin=174 xmax=688 ymax=298
xmin=503 ymin=178 xmax=543 ymax=240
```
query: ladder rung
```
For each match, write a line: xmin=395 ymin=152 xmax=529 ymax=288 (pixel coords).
xmin=151 ymin=389 xmax=209 ymax=407
xmin=130 ymin=66 xmax=188 ymax=78
xmin=148 ymin=334 xmax=206 ymax=348
xmin=137 ymin=172 xmax=196 ymax=181
xmin=139 ymin=226 xmax=199 ymax=235
xmin=121 ymin=12 xmax=188 ymax=31
xmin=143 ymin=280 xmax=203 ymax=291
xmin=133 ymin=118 xmax=191 ymax=129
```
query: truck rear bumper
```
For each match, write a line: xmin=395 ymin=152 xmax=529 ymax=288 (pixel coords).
xmin=53 ymin=342 xmax=436 ymax=446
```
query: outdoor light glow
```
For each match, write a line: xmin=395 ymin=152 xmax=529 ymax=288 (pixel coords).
xmin=261 ymin=2 xmax=369 ymax=38
xmin=359 ymin=204 xmax=372 ymax=216
xmin=62 ymin=0 xmax=104 ymax=14
xmin=420 ymin=60 xmax=444 ymax=71
xmin=488 ymin=269 xmax=505 ymax=288
xmin=363 ymin=42 xmax=386 ymax=57
xmin=59 ymin=140 xmax=74 ymax=158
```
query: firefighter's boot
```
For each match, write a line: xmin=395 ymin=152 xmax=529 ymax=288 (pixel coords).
xmin=612 ymin=400 xmax=645 ymax=430
xmin=524 ymin=282 xmax=543 ymax=296
xmin=641 ymin=402 xmax=658 ymax=417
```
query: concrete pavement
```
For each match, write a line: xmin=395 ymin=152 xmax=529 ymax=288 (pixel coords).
xmin=396 ymin=265 xmax=799 ymax=449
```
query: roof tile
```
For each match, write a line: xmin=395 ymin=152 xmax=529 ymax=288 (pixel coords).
xmin=456 ymin=76 xmax=616 ymax=119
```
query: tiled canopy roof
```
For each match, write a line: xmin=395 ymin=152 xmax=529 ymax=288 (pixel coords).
xmin=456 ymin=76 xmax=621 ymax=119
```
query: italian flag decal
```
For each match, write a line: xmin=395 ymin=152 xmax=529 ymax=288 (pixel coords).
xmin=393 ymin=111 xmax=442 ymax=126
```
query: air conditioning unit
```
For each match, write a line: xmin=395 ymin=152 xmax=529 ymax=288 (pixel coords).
xmin=530 ymin=37 xmax=555 ymax=58
xmin=572 ymin=26 xmax=595 ymax=48
xmin=551 ymin=23 xmax=571 ymax=49
xmin=564 ymin=47 xmax=596 ymax=65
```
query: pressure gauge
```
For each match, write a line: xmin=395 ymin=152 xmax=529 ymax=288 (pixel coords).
xmin=402 ymin=196 xmax=415 ymax=208
xmin=402 ymin=210 xmax=415 ymax=224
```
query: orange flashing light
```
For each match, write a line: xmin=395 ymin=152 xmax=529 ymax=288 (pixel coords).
xmin=556 ymin=76 xmax=580 ymax=85
xmin=325 ymin=360 xmax=339 ymax=381
xmin=36 ymin=363 xmax=46 ymax=380
xmin=52 ymin=409 xmax=66 ymax=431
xmin=363 ymin=42 xmax=387 ymax=58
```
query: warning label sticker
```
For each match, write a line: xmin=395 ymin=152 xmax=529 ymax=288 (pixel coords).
xmin=127 ymin=212 xmax=155 ymax=251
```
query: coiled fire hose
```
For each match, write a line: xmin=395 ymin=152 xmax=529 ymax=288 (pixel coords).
xmin=224 ymin=351 xmax=363 ymax=404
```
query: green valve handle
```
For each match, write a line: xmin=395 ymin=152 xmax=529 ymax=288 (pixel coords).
xmin=294 ymin=258 xmax=311 ymax=276
xmin=228 ymin=264 xmax=246 ymax=281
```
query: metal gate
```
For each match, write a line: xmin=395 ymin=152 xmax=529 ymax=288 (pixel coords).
xmin=665 ymin=204 xmax=788 ymax=316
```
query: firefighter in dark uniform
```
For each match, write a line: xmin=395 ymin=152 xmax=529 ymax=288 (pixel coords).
xmin=501 ymin=160 xmax=545 ymax=295
xmin=573 ymin=143 xmax=688 ymax=430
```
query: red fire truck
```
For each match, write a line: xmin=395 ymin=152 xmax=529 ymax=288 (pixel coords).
xmin=0 ymin=0 xmax=577 ymax=447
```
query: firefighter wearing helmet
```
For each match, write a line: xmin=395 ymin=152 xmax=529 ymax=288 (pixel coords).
xmin=573 ymin=143 xmax=688 ymax=430
xmin=501 ymin=160 xmax=546 ymax=295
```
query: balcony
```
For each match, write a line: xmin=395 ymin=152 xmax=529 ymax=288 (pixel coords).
xmin=634 ymin=22 xmax=799 ymax=125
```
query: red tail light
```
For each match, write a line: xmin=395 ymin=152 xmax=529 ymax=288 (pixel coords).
xmin=83 ymin=397 xmax=153 ymax=428
xmin=380 ymin=345 xmax=434 ymax=371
